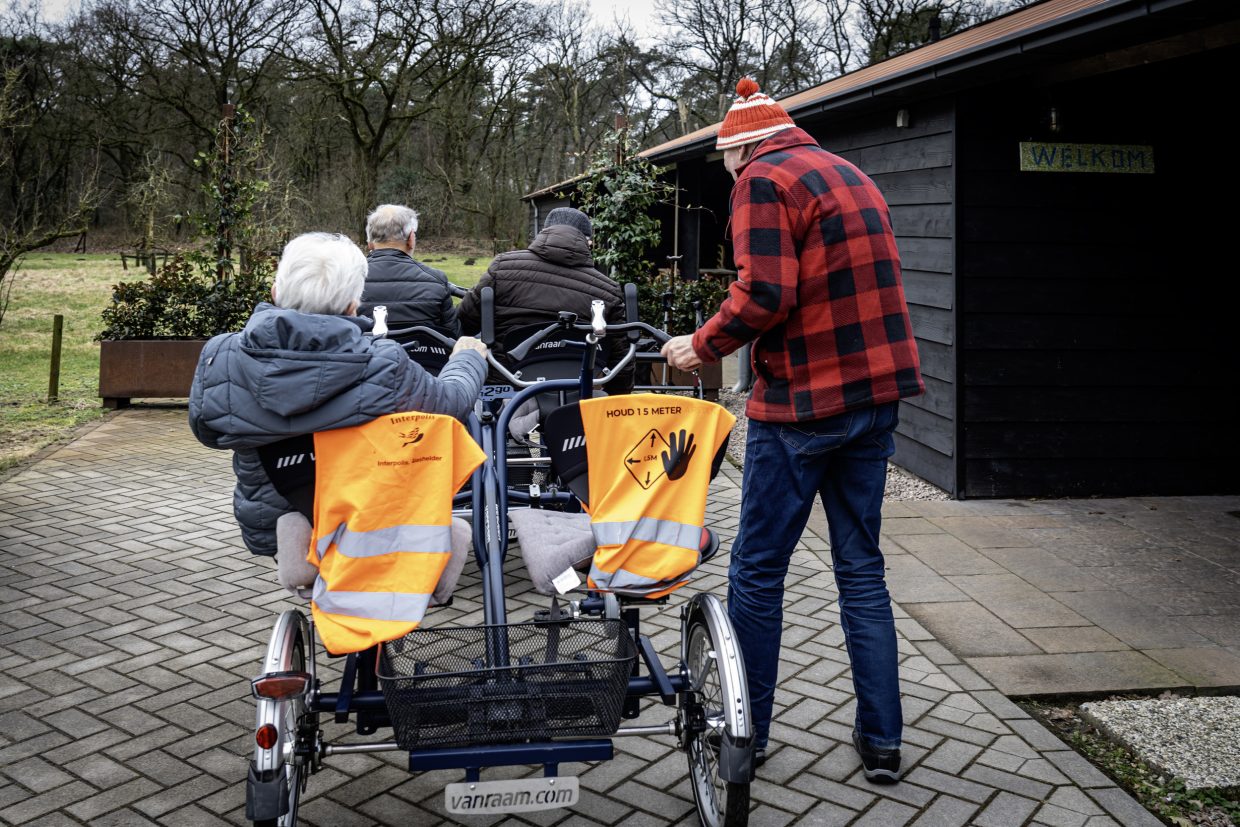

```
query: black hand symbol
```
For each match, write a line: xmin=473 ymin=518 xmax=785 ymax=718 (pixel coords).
xmin=661 ymin=430 xmax=697 ymax=481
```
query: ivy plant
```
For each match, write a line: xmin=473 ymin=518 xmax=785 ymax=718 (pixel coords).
xmin=99 ymin=104 xmax=274 ymax=340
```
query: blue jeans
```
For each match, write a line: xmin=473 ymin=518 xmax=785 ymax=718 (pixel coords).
xmin=727 ymin=402 xmax=902 ymax=751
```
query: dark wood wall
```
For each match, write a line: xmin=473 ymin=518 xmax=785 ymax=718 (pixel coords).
xmin=956 ymin=47 xmax=1240 ymax=497
xmin=807 ymin=102 xmax=959 ymax=494
xmin=526 ymin=196 xmax=572 ymax=241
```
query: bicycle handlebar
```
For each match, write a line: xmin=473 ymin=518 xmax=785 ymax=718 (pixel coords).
xmin=506 ymin=318 xmax=671 ymax=363
xmin=486 ymin=342 xmax=639 ymax=390
xmin=381 ymin=325 xmax=458 ymax=350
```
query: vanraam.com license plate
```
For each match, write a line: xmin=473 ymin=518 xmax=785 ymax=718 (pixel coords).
xmin=445 ymin=776 xmax=579 ymax=815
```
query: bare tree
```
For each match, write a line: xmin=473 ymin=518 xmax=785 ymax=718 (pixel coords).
xmin=106 ymin=0 xmax=300 ymax=148
xmin=297 ymin=0 xmax=539 ymax=239
xmin=1 ymin=31 xmax=101 ymax=329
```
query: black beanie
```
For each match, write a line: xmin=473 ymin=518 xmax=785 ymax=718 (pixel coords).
xmin=543 ymin=207 xmax=593 ymax=239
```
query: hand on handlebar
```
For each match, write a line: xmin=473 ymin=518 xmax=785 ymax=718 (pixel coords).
xmin=452 ymin=336 xmax=489 ymax=358
xmin=661 ymin=335 xmax=702 ymax=371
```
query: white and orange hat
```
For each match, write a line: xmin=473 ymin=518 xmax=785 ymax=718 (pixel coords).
xmin=716 ymin=77 xmax=796 ymax=150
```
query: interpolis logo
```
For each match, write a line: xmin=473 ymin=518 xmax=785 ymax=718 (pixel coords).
xmin=378 ymin=415 xmax=443 ymax=467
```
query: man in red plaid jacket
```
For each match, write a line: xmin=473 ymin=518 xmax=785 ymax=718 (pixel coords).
xmin=663 ymin=78 xmax=923 ymax=783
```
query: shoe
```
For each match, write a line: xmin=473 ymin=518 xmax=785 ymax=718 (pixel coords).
xmin=852 ymin=731 xmax=901 ymax=784
xmin=705 ymin=733 xmax=767 ymax=769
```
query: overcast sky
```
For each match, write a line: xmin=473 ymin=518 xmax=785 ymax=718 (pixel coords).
xmin=588 ymin=0 xmax=659 ymax=37
xmin=36 ymin=0 xmax=661 ymax=32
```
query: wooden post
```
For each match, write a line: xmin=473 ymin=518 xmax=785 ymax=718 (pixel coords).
xmin=48 ymin=315 xmax=63 ymax=403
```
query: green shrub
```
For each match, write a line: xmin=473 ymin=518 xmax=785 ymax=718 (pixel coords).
xmin=98 ymin=252 xmax=272 ymax=340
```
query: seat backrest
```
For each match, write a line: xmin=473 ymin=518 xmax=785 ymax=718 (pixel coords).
xmin=399 ymin=334 xmax=451 ymax=376
xmin=257 ymin=433 xmax=316 ymax=519
xmin=542 ymin=399 xmax=731 ymax=509
xmin=541 ymin=394 xmax=735 ymax=598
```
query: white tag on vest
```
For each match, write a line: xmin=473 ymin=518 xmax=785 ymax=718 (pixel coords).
xmin=552 ymin=567 xmax=582 ymax=594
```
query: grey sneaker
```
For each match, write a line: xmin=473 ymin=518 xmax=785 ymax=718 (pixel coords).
xmin=852 ymin=731 xmax=901 ymax=784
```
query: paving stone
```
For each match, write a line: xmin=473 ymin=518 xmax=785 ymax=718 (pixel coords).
xmin=902 ymin=768 xmax=994 ymax=804
xmin=1142 ymin=646 xmax=1240 ymax=688
xmin=2 ymin=755 xmax=74 ymax=793
xmin=1020 ymin=626 xmax=1131 ymax=654
xmin=962 ymin=764 xmax=1052 ymax=801
xmin=907 ymin=794 xmax=979 ymax=827
xmin=1086 ymin=788 xmax=1165 ymax=827
xmin=1041 ymin=751 xmax=1116 ymax=789
xmin=851 ymin=798 xmax=919 ymax=826
xmin=66 ymin=777 xmax=163 ymax=821
xmin=966 ymin=651 xmax=1187 ymax=697
xmin=973 ymin=790 xmax=1039 ymax=827
xmin=921 ymin=740 xmax=983 ymax=775
xmin=1051 ymin=591 xmax=1210 ymax=649
xmin=903 ymin=603 xmax=1041 ymax=657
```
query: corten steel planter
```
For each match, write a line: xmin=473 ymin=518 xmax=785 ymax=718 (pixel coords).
xmin=98 ymin=339 xmax=208 ymax=409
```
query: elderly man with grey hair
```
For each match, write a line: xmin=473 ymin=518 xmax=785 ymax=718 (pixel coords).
xmin=189 ymin=232 xmax=488 ymax=562
xmin=358 ymin=203 xmax=459 ymax=338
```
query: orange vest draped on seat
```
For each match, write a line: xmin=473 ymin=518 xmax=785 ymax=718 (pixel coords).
xmin=578 ymin=395 xmax=735 ymax=598
xmin=309 ymin=412 xmax=483 ymax=655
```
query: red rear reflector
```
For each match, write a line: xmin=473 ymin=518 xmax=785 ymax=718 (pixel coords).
xmin=255 ymin=724 xmax=278 ymax=750
xmin=252 ymin=672 xmax=309 ymax=700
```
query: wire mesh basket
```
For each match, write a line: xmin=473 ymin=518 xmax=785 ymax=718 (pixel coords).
xmin=378 ymin=619 xmax=637 ymax=751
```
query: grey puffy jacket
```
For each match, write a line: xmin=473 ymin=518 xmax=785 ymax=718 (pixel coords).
xmin=188 ymin=302 xmax=485 ymax=556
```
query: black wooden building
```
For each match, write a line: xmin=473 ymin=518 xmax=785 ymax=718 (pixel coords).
xmin=526 ymin=0 xmax=1240 ymax=499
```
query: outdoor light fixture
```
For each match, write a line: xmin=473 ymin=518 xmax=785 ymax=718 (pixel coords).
xmin=896 ymin=108 xmax=912 ymax=128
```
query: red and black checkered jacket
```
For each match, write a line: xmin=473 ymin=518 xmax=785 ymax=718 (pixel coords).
xmin=692 ymin=127 xmax=924 ymax=423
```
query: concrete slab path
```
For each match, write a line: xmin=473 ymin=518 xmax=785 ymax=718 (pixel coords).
xmin=845 ymin=495 xmax=1240 ymax=696
xmin=0 ymin=409 xmax=1165 ymax=825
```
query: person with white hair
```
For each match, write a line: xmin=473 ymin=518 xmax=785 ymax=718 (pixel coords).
xmin=189 ymin=231 xmax=488 ymax=558
xmin=357 ymin=204 xmax=459 ymax=338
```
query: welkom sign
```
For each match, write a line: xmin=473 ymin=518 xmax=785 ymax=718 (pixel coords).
xmin=1019 ymin=142 xmax=1155 ymax=174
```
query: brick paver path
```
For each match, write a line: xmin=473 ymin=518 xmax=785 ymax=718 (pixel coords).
xmin=0 ymin=409 xmax=1160 ymax=825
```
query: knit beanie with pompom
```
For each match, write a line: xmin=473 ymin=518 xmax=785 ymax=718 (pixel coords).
xmin=716 ymin=77 xmax=796 ymax=150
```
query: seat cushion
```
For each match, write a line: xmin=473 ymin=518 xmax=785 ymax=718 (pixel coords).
xmin=508 ymin=508 xmax=594 ymax=595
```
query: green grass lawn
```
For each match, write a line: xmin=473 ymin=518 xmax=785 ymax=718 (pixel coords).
xmin=0 ymin=253 xmax=123 ymax=473
xmin=414 ymin=250 xmax=491 ymax=290
xmin=0 ymin=248 xmax=492 ymax=474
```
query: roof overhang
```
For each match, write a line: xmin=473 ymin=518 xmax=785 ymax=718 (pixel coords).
xmin=524 ymin=0 xmax=1237 ymax=200
xmin=643 ymin=0 xmax=1236 ymax=165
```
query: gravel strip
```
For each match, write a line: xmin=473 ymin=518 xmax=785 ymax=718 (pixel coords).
xmin=718 ymin=390 xmax=949 ymax=501
xmin=1079 ymin=696 xmax=1240 ymax=790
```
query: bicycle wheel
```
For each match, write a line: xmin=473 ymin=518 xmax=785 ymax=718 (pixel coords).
xmin=249 ymin=610 xmax=313 ymax=827
xmin=681 ymin=596 xmax=751 ymax=827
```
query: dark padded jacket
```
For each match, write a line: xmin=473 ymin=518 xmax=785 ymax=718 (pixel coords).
xmin=188 ymin=303 xmax=485 ymax=556
xmin=358 ymin=248 xmax=459 ymax=337
xmin=457 ymin=224 xmax=634 ymax=391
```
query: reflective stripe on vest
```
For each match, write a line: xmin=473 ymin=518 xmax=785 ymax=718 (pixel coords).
xmin=314 ymin=522 xmax=454 ymax=559
xmin=311 ymin=579 xmax=433 ymax=622
xmin=591 ymin=516 xmax=701 ymax=553
xmin=587 ymin=561 xmax=694 ymax=593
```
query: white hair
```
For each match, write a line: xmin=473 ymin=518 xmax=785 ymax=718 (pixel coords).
xmin=273 ymin=232 xmax=367 ymax=315
xmin=365 ymin=204 xmax=419 ymax=244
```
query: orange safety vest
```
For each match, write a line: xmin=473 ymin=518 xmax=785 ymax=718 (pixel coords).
xmin=309 ymin=412 xmax=483 ymax=655
xmin=578 ymin=395 xmax=735 ymax=598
